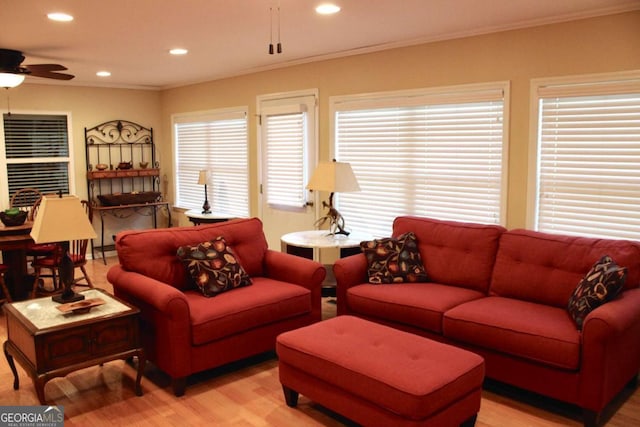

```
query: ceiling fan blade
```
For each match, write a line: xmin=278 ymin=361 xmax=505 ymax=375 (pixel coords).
xmin=24 ymin=64 xmax=74 ymax=80
xmin=25 ymin=64 xmax=68 ymax=72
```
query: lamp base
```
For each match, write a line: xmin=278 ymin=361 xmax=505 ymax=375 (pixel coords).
xmin=52 ymin=292 xmax=85 ymax=304
xmin=52 ymin=248 xmax=85 ymax=304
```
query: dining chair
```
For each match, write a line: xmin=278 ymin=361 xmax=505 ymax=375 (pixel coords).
xmin=0 ymin=264 xmax=12 ymax=304
xmin=10 ymin=188 xmax=43 ymax=220
xmin=31 ymin=200 xmax=95 ymax=298
xmin=26 ymin=196 xmax=60 ymax=270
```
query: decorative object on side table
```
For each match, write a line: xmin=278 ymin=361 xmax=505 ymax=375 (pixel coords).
xmin=0 ymin=208 xmax=27 ymax=226
xmin=30 ymin=194 xmax=97 ymax=303
xmin=307 ymin=159 xmax=360 ymax=236
xmin=56 ymin=297 xmax=105 ymax=314
xmin=198 ymin=169 xmax=212 ymax=214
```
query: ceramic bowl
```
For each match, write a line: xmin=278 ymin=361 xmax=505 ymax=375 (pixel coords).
xmin=0 ymin=210 xmax=27 ymax=226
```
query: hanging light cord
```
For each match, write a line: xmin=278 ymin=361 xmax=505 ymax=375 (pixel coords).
xmin=268 ymin=6 xmax=274 ymax=54
xmin=268 ymin=2 xmax=282 ymax=55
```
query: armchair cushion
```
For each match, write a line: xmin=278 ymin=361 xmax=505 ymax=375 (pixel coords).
xmin=177 ymin=236 xmax=252 ymax=297
xmin=188 ymin=277 xmax=312 ymax=345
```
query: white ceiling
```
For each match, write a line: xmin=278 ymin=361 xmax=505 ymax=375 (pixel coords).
xmin=2 ymin=0 xmax=639 ymax=90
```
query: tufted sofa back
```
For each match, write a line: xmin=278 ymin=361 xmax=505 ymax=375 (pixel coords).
xmin=114 ymin=217 xmax=269 ymax=291
xmin=490 ymin=229 xmax=640 ymax=307
xmin=393 ymin=216 xmax=506 ymax=293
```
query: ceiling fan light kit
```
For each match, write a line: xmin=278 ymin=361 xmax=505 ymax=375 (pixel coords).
xmin=0 ymin=48 xmax=75 ymax=88
xmin=0 ymin=72 xmax=25 ymax=88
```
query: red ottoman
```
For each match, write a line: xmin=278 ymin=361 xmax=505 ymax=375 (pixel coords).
xmin=276 ymin=315 xmax=484 ymax=427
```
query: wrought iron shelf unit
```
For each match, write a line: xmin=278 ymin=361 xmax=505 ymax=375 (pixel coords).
xmin=84 ymin=120 xmax=171 ymax=263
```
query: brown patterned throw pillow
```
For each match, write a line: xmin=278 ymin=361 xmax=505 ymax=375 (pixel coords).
xmin=177 ymin=236 xmax=252 ymax=297
xmin=567 ymin=255 xmax=626 ymax=330
xmin=360 ymin=232 xmax=429 ymax=284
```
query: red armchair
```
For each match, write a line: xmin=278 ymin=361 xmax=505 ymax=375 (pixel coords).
xmin=108 ymin=217 xmax=325 ymax=396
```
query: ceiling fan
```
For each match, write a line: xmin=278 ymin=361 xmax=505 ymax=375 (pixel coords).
xmin=0 ymin=48 xmax=74 ymax=87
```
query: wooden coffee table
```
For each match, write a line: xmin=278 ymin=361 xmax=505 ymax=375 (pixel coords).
xmin=3 ymin=288 xmax=145 ymax=404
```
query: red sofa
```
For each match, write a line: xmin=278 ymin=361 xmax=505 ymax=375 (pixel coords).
xmin=107 ymin=217 xmax=326 ymax=396
xmin=335 ymin=216 xmax=640 ymax=427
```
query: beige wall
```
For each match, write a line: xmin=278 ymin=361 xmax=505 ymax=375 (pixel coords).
xmin=4 ymin=11 xmax=639 ymax=232
xmin=2 ymin=84 xmax=163 ymax=242
xmin=160 ymin=11 xmax=640 ymax=229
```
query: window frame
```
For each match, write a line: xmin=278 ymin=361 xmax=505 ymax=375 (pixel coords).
xmin=0 ymin=110 xmax=75 ymax=209
xmin=330 ymin=81 xmax=510 ymax=237
xmin=172 ymin=107 xmax=250 ymax=217
xmin=527 ymin=70 xmax=640 ymax=239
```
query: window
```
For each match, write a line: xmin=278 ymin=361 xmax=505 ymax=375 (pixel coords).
xmin=1 ymin=113 xmax=72 ymax=207
xmin=260 ymin=96 xmax=316 ymax=209
xmin=332 ymin=82 xmax=508 ymax=237
xmin=173 ymin=108 xmax=249 ymax=217
xmin=530 ymin=72 xmax=640 ymax=240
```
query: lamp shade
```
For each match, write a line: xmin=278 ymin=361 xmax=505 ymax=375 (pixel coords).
xmin=30 ymin=195 xmax=97 ymax=244
xmin=306 ymin=160 xmax=360 ymax=193
xmin=0 ymin=73 xmax=25 ymax=88
xmin=197 ymin=170 xmax=209 ymax=185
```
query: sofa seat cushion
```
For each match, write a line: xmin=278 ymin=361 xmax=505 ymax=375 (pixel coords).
xmin=444 ymin=296 xmax=580 ymax=370
xmin=347 ymin=283 xmax=485 ymax=334
xmin=187 ymin=277 xmax=311 ymax=345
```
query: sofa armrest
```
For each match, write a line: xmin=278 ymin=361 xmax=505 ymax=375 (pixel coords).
xmin=334 ymin=253 xmax=369 ymax=315
xmin=263 ymin=249 xmax=326 ymax=321
xmin=107 ymin=265 xmax=193 ymax=378
xmin=579 ymin=287 xmax=640 ymax=411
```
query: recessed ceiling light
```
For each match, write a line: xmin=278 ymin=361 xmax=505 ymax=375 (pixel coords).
xmin=96 ymin=71 xmax=111 ymax=77
xmin=315 ymin=3 xmax=341 ymax=15
xmin=47 ymin=12 xmax=74 ymax=22
xmin=169 ymin=48 xmax=188 ymax=55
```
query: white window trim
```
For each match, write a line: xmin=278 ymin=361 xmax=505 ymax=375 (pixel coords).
xmin=0 ymin=110 xmax=76 ymax=209
xmin=256 ymin=89 xmax=319 ymax=218
xmin=330 ymin=81 xmax=510 ymax=233
xmin=527 ymin=70 xmax=640 ymax=229
xmin=171 ymin=106 xmax=249 ymax=215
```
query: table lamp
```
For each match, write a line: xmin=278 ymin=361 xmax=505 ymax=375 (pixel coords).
xmin=30 ymin=195 xmax=97 ymax=303
xmin=306 ymin=159 xmax=360 ymax=235
xmin=198 ymin=170 xmax=211 ymax=214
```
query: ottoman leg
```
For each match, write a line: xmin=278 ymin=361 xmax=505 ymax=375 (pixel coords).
xmin=461 ymin=414 xmax=477 ymax=427
xmin=282 ymin=385 xmax=299 ymax=407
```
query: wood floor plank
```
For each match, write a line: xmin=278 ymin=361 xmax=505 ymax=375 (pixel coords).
xmin=0 ymin=255 xmax=637 ymax=426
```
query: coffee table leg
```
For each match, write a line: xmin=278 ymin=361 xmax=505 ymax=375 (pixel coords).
xmin=3 ymin=341 xmax=19 ymax=390
xmin=135 ymin=350 xmax=145 ymax=396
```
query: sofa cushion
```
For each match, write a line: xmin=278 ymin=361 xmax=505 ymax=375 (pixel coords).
xmin=444 ymin=296 xmax=581 ymax=370
xmin=393 ymin=216 xmax=506 ymax=293
xmin=567 ymin=255 xmax=627 ymax=330
xmin=360 ymin=232 xmax=429 ymax=284
xmin=177 ymin=237 xmax=252 ymax=297
xmin=115 ymin=218 xmax=268 ymax=291
xmin=187 ymin=277 xmax=312 ymax=345
xmin=490 ymin=229 xmax=640 ymax=307
xmin=346 ymin=282 xmax=485 ymax=334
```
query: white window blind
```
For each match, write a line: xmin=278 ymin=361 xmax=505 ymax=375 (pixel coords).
xmin=535 ymin=81 xmax=640 ymax=240
xmin=333 ymin=84 xmax=507 ymax=237
xmin=2 ymin=113 xmax=71 ymax=201
xmin=173 ymin=109 xmax=249 ymax=216
xmin=264 ymin=111 xmax=307 ymax=208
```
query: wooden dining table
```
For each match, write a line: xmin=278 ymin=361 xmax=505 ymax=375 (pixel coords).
xmin=0 ymin=221 xmax=34 ymax=300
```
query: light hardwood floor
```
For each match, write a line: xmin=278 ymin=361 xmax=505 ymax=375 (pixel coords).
xmin=0 ymin=256 xmax=638 ymax=426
